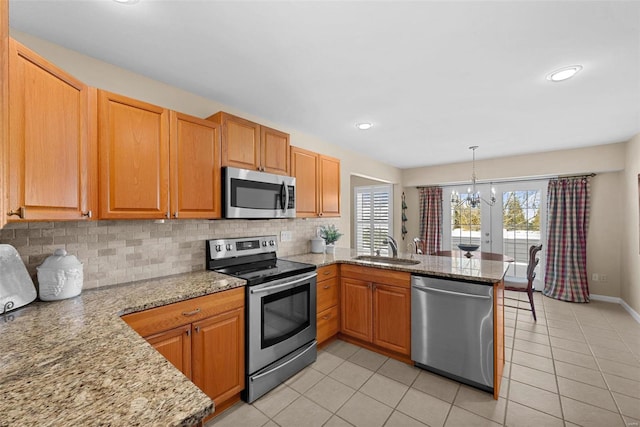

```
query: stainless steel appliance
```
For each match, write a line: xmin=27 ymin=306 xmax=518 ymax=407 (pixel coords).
xmin=206 ymin=235 xmax=317 ymax=403
xmin=223 ymin=167 xmax=296 ymax=219
xmin=411 ymin=275 xmax=494 ymax=392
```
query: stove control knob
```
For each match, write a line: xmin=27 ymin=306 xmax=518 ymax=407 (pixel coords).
xmin=269 ymin=240 xmax=275 ymax=246
xmin=262 ymin=241 xmax=267 ymax=247
xmin=215 ymin=244 xmax=222 ymax=252
xmin=226 ymin=244 xmax=233 ymax=251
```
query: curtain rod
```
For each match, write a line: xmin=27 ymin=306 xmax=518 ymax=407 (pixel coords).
xmin=416 ymin=173 xmax=597 ymax=189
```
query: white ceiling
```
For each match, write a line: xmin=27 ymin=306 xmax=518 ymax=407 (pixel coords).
xmin=8 ymin=0 xmax=640 ymax=169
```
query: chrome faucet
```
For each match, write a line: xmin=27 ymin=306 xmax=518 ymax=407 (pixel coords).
xmin=384 ymin=235 xmax=398 ymax=258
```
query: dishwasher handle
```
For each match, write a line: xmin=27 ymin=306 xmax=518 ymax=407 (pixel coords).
xmin=412 ymin=283 xmax=491 ymax=300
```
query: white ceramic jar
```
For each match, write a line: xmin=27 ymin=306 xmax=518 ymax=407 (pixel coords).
xmin=37 ymin=249 xmax=84 ymax=301
xmin=310 ymin=237 xmax=325 ymax=254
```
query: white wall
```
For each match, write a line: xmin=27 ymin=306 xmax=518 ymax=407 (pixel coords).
xmin=10 ymin=30 xmax=403 ymax=248
xmin=622 ymin=134 xmax=640 ymax=313
xmin=403 ymin=143 xmax=626 ymax=299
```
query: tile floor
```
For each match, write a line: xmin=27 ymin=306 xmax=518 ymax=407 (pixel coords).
xmin=207 ymin=291 xmax=640 ymax=427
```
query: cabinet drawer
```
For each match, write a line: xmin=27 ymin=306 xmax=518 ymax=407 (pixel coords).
xmin=317 ymin=264 xmax=338 ymax=281
xmin=317 ymin=305 xmax=339 ymax=344
xmin=122 ymin=287 xmax=244 ymax=337
xmin=317 ymin=276 xmax=339 ymax=313
xmin=340 ymin=264 xmax=410 ymax=288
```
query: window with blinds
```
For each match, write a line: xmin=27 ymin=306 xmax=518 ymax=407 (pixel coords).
xmin=354 ymin=184 xmax=394 ymax=255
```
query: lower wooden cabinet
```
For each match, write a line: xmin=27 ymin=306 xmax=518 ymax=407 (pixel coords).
xmin=192 ymin=306 xmax=244 ymax=406
xmin=316 ymin=264 xmax=339 ymax=345
xmin=340 ymin=265 xmax=411 ymax=357
xmin=145 ymin=324 xmax=192 ymax=378
xmin=122 ymin=288 xmax=244 ymax=413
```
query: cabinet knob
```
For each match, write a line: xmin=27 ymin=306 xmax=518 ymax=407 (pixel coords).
xmin=165 ymin=211 xmax=170 ymax=219
xmin=186 ymin=329 xmax=191 ymax=337
xmin=319 ymin=212 xmax=323 ymax=217
xmin=7 ymin=207 xmax=25 ymax=219
xmin=82 ymin=210 xmax=93 ymax=219
xmin=174 ymin=212 xmax=179 ymax=219
xmin=195 ymin=326 xmax=200 ymax=333
xmin=323 ymin=285 xmax=331 ymax=289
xmin=322 ymin=314 xmax=331 ymax=320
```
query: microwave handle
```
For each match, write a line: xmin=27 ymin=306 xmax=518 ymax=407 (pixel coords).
xmin=281 ymin=181 xmax=289 ymax=212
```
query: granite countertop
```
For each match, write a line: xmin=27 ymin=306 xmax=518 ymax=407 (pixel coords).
xmin=0 ymin=270 xmax=246 ymax=427
xmin=0 ymin=248 xmax=509 ymax=426
xmin=285 ymin=248 xmax=511 ymax=284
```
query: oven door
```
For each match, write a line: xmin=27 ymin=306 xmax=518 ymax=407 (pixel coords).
xmin=224 ymin=167 xmax=296 ymax=219
xmin=247 ymin=271 xmax=317 ymax=374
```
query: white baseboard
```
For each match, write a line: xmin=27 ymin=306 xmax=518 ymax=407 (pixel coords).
xmin=591 ymin=294 xmax=640 ymax=324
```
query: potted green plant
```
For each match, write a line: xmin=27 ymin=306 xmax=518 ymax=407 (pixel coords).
xmin=320 ymin=224 xmax=342 ymax=254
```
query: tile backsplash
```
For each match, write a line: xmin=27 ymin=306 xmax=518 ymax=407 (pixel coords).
xmin=0 ymin=218 xmax=335 ymax=290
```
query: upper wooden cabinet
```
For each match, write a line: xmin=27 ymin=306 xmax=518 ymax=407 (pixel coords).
xmin=290 ymin=146 xmax=341 ymax=218
xmin=1 ymin=2 xmax=8 ymax=228
xmin=98 ymin=91 xmax=221 ymax=220
xmin=207 ymin=111 xmax=290 ymax=175
xmin=98 ymin=90 xmax=170 ymax=219
xmin=7 ymin=39 xmax=95 ymax=221
xmin=170 ymin=112 xmax=221 ymax=219
xmin=319 ymin=154 xmax=341 ymax=217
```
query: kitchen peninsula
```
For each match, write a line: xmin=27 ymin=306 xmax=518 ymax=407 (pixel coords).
xmin=0 ymin=249 xmax=509 ymax=425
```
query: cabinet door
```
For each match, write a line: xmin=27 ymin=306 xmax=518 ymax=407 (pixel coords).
xmin=373 ymin=283 xmax=411 ymax=356
xmin=290 ymin=146 xmax=318 ymax=218
xmin=98 ymin=90 xmax=169 ymax=219
xmin=214 ymin=112 xmax=260 ymax=170
xmin=0 ymin=6 xmax=8 ymax=228
xmin=145 ymin=324 xmax=192 ymax=379
xmin=319 ymin=155 xmax=340 ymax=217
xmin=192 ymin=307 xmax=244 ymax=404
xmin=170 ymin=112 xmax=221 ymax=219
xmin=260 ymin=125 xmax=290 ymax=175
xmin=340 ymin=277 xmax=372 ymax=342
xmin=8 ymin=39 xmax=93 ymax=221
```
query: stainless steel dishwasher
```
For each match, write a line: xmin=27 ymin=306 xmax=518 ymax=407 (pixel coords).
xmin=411 ymin=275 xmax=494 ymax=392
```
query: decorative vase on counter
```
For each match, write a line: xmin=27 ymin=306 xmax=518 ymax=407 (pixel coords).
xmin=36 ymin=249 xmax=84 ymax=301
xmin=325 ymin=244 xmax=336 ymax=254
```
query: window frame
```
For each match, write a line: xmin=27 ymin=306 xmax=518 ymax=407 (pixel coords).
xmin=353 ymin=184 xmax=394 ymax=255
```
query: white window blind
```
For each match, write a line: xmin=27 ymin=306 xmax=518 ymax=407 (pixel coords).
xmin=354 ymin=184 xmax=394 ymax=255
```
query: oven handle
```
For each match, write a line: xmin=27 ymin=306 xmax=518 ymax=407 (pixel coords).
xmin=250 ymin=340 xmax=317 ymax=382
xmin=250 ymin=272 xmax=317 ymax=294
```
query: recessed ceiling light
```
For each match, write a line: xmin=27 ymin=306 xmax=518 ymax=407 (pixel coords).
xmin=356 ymin=122 xmax=373 ymax=130
xmin=113 ymin=0 xmax=139 ymax=4
xmin=546 ymin=65 xmax=583 ymax=82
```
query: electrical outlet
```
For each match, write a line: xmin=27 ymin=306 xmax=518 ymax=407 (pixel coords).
xmin=591 ymin=273 xmax=599 ymax=282
xmin=280 ymin=230 xmax=292 ymax=242
xmin=600 ymin=274 xmax=607 ymax=282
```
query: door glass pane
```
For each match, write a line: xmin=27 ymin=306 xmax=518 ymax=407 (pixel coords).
xmin=451 ymin=194 xmax=481 ymax=248
xmin=262 ymin=285 xmax=310 ymax=348
xmin=502 ymin=190 xmax=541 ymax=279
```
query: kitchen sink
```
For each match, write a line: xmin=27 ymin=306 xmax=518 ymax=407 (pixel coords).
xmin=353 ymin=255 xmax=421 ymax=265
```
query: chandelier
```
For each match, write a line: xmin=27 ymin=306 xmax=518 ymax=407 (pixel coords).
xmin=450 ymin=146 xmax=496 ymax=208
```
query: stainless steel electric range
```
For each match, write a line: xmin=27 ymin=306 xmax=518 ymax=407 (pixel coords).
xmin=206 ymin=235 xmax=317 ymax=403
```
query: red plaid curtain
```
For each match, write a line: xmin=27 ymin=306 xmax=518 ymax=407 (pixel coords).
xmin=543 ymin=177 xmax=591 ymax=302
xmin=418 ymin=187 xmax=442 ymax=255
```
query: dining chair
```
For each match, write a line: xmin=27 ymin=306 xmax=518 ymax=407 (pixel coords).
xmin=504 ymin=244 xmax=543 ymax=321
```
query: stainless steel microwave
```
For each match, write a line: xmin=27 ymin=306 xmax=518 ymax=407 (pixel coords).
xmin=223 ymin=167 xmax=296 ymax=219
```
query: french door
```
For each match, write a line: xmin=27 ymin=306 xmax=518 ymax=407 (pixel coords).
xmin=443 ymin=181 xmax=547 ymax=288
